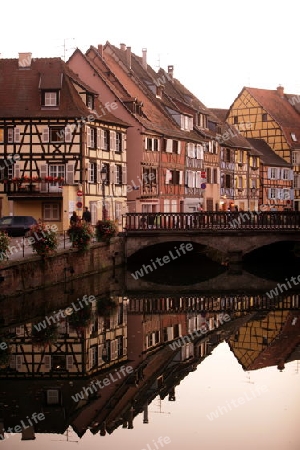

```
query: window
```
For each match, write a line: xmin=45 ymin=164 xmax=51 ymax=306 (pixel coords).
xmin=46 ymin=389 xmax=60 ymax=406
xmin=225 ymin=174 xmax=231 ymax=188
xmin=103 ymin=163 xmax=110 ymax=184
xmin=116 ymin=132 xmax=122 ymax=152
xmin=115 ymin=164 xmax=122 ymax=185
xmin=269 ymin=168 xmax=277 ymax=179
xmin=88 ymin=162 xmax=97 ymax=183
xmin=146 ymin=137 xmax=159 ymax=151
xmin=7 ymin=127 xmax=21 ymax=143
xmin=43 ymin=203 xmax=61 ymax=221
xmin=262 ymin=113 xmax=268 ymax=122
xmin=206 ymin=168 xmax=211 ymax=184
xmin=167 ymin=170 xmax=182 ymax=185
xmin=292 ymin=151 xmax=300 ymax=165
xmin=225 ymin=148 xmax=231 ymax=162
xmin=0 ymin=129 xmax=3 ymax=142
xmin=238 ymin=176 xmax=243 ymax=188
xmin=282 ymin=168 xmax=290 ymax=180
xmin=173 ymin=140 xmax=179 ymax=154
xmin=233 ymin=116 xmax=238 ymax=124
xmin=213 ymin=168 xmax=218 ymax=184
xmin=50 ymin=127 xmax=64 ymax=143
xmin=42 ymin=91 xmax=59 ymax=107
xmin=269 ymin=188 xmax=276 ymax=199
xmin=88 ymin=128 xmax=96 ymax=148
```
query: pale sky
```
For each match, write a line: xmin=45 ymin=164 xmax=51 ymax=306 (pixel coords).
xmin=1 ymin=0 xmax=299 ymax=109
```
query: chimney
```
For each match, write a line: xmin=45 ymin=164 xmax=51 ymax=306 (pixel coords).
xmin=18 ymin=52 xmax=32 ymax=68
xmin=97 ymin=45 xmax=103 ymax=58
xmin=167 ymin=65 xmax=174 ymax=80
xmin=143 ymin=402 xmax=149 ymax=423
xmin=120 ymin=43 xmax=126 ymax=51
xmin=142 ymin=48 xmax=147 ymax=70
xmin=277 ymin=85 xmax=284 ymax=97
xmin=126 ymin=46 xmax=131 ymax=69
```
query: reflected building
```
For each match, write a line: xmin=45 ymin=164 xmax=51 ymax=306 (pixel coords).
xmin=0 ymin=292 xmax=299 ymax=441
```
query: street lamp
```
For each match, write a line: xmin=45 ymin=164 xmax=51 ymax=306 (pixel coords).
xmin=100 ymin=165 xmax=107 ymax=220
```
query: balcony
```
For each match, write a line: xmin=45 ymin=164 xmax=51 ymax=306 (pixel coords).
xmin=5 ymin=182 xmax=63 ymax=200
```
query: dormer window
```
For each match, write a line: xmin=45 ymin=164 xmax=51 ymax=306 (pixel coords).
xmin=86 ymin=94 xmax=94 ymax=109
xmin=42 ymin=91 xmax=59 ymax=107
xmin=291 ymin=132 xmax=297 ymax=142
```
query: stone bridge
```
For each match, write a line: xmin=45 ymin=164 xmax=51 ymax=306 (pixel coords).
xmin=123 ymin=212 xmax=300 ymax=264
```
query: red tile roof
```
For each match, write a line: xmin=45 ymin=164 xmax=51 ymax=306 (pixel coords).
xmin=0 ymin=57 xmax=127 ymax=126
xmin=230 ymin=87 xmax=300 ymax=149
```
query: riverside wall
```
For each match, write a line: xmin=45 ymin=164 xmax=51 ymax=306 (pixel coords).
xmin=0 ymin=237 xmax=125 ymax=298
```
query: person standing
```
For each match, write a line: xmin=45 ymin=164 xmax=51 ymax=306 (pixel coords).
xmin=82 ymin=206 xmax=91 ymax=223
xmin=70 ymin=211 xmax=79 ymax=225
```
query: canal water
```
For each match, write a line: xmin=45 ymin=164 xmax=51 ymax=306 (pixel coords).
xmin=0 ymin=260 xmax=299 ymax=450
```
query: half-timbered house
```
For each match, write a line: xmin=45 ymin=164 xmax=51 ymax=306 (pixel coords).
xmin=247 ymin=138 xmax=293 ymax=209
xmin=2 ymin=296 xmax=127 ymax=378
xmin=226 ymin=86 xmax=300 ymax=210
xmin=0 ymin=54 xmax=128 ymax=229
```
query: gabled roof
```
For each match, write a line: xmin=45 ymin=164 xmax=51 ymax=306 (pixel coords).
xmin=247 ymin=138 xmax=291 ymax=167
xmin=0 ymin=56 xmax=127 ymax=126
xmin=99 ymin=42 xmax=203 ymax=141
xmin=228 ymin=86 xmax=300 ymax=149
xmin=209 ymin=108 xmax=229 ymax=122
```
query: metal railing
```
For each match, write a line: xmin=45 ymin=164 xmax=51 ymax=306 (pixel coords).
xmin=123 ymin=211 xmax=300 ymax=231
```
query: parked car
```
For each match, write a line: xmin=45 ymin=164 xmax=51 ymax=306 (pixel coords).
xmin=0 ymin=216 xmax=37 ymax=236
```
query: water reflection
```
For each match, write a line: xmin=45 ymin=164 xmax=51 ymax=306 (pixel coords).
xmin=0 ymin=284 xmax=299 ymax=446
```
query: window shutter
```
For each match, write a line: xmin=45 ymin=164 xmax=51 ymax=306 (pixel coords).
xmin=196 ymin=144 xmax=203 ymax=159
xmin=290 ymin=189 xmax=294 ymax=200
xmin=14 ymin=127 xmax=21 ymax=143
xmin=42 ymin=127 xmax=49 ymax=143
xmin=122 ymin=165 xmax=127 ymax=184
xmin=110 ymin=164 xmax=116 ymax=184
xmin=196 ymin=171 xmax=201 ymax=188
xmin=110 ymin=131 xmax=116 ymax=151
xmin=188 ymin=117 xmax=193 ymax=130
xmin=100 ymin=130 xmax=104 ymax=149
xmin=179 ymin=171 xmax=183 ymax=185
xmin=44 ymin=355 xmax=51 ymax=370
xmin=8 ymin=128 xmax=13 ymax=143
xmin=267 ymin=188 xmax=272 ymax=199
xmin=276 ymin=168 xmax=281 ymax=180
xmin=87 ymin=126 xmax=91 ymax=148
xmin=66 ymin=355 xmax=74 ymax=370
xmin=9 ymin=355 xmax=16 ymax=369
xmin=98 ymin=344 xmax=104 ymax=365
xmin=165 ymin=169 xmax=171 ymax=184
xmin=166 ymin=139 xmax=172 ymax=152
xmin=87 ymin=163 xmax=92 ymax=183
xmin=14 ymin=163 xmax=20 ymax=178
xmin=122 ymin=133 xmax=126 ymax=151
xmin=97 ymin=162 xmax=101 ymax=184
xmin=97 ymin=129 xmax=101 ymax=149
xmin=122 ymin=336 xmax=127 ymax=355
xmin=16 ymin=356 xmax=23 ymax=371
xmin=65 ymin=126 xmax=72 ymax=143
xmin=180 ymin=115 xmax=185 ymax=129
xmin=289 ymin=170 xmax=294 ymax=181
xmin=267 ymin=168 xmax=272 ymax=179
xmin=66 ymin=162 xmax=74 ymax=185
xmin=40 ymin=164 xmax=48 ymax=192
xmin=177 ymin=141 xmax=181 ymax=154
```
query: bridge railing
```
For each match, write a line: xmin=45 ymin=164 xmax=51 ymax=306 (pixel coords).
xmin=123 ymin=211 xmax=300 ymax=231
